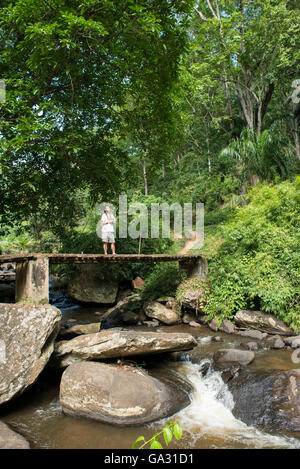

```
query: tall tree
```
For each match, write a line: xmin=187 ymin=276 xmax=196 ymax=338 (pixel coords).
xmin=0 ymin=0 xmax=193 ymax=225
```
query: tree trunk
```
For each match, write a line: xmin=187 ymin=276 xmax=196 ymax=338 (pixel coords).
xmin=142 ymin=159 xmax=148 ymax=196
xmin=292 ymin=118 xmax=300 ymax=160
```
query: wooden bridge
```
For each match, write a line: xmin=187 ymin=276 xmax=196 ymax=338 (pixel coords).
xmin=0 ymin=253 xmax=207 ymax=303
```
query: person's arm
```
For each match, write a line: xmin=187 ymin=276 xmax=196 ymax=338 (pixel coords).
xmin=101 ymin=214 xmax=108 ymax=225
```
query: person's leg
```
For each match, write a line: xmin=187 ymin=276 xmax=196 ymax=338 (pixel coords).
xmin=103 ymin=242 xmax=108 ymax=255
xmin=108 ymin=233 xmax=116 ymax=254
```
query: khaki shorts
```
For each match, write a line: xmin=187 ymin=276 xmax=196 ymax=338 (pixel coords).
xmin=102 ymin=232 xmax=115 ymax=243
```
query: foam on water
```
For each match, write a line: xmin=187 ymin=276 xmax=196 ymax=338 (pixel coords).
xmin=169 ymin=359 xmax=300 ymax=449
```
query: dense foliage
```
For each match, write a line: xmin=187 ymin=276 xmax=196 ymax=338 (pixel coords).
xmin=0 ymin=0 xmax=193 ymax=227
xmin=205 ymin=178 xmax=300 ymax=331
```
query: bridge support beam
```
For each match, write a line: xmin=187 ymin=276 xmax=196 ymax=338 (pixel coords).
xmin=179 ymin=257 xmax=208 ymax=280
xmin=15 ymin=257 xmax=49 ymax=303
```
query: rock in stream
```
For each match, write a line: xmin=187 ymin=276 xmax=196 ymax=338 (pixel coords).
xmin=0 ymin=303 xmax=61 ymax=405
xmin=53 ymin=329 xmax=198 ymax=368
xmin=60 ymin=361 xmax=191 ymax=426
xmin=229 ymin=369 xmax=300 ymax=432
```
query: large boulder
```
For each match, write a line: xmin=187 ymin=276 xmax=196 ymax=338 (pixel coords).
xmin=0 ymin=422 xmax=30 ymax=449
xmin=0 ymin=303 xmax=61 ymax=405
xmin=235 ymin=310 xmax=295 ymax=336
xmin=229 ymin=369 xmax=300 ymax=432
xmin=53 ymin=329 xmax=197 ymax=368
xmin=144 ymin=301 xmax=180 ymax=325
xmin=213 ymin=349 xmax=255 ymax=367
xmin=101 ymin=294 xmax=144 ymax=326
xmin=176 ymin=280 xmax=207 ymax=312
xmin=68 ymin=266 xmax=118 ymax=304
xmin=60 ymin=361 xmax=191 ymax=425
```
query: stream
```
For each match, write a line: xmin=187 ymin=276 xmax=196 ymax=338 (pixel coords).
xmin=0 ymin=297 xmax=300 ymax=449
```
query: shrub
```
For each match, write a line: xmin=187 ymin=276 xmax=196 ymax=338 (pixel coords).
xmin=141 ymin=263 xmax=186 ymax=302
xmin=205 ymin=178 xmax=300 ymax=331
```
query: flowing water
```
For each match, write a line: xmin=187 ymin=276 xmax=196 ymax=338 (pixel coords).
xmin=1 ymin=301 xmax=299 ymax=449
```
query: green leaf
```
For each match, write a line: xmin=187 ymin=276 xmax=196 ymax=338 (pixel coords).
xmin=131 ymin=436 xmax=145 ymax=449
xmin=163 ymin=426 xmax=173 ymax=445
xmin=173 ymin=422 xmax=182 ymax=440
xmin=150 ymin=439 xmax=163 ymax=449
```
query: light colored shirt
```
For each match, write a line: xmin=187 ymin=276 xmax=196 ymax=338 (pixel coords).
xmin=101 ymin=213 xmax=115 ymax=233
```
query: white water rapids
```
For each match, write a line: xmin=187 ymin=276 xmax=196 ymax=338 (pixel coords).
xmin=159 ymin=359 xmax=300 ymax=449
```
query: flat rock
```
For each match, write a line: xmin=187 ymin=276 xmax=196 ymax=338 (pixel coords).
xmin=0 ymin=422 xmax=30 ymax=449
xmin=213 ymin=349 xmax=255 ymax=367
xmin=144 ymin=301 xmax=180 ymax=325
xmin=237 ymin=329 xmax=267 ymax=341
xmin=60 ymin=361 xmax=191 ymax=426
xmin=235 ymin=310 xmax=294 ymax=336
xmin=60 ymin=322 xmax=101 ymax=338
xmin=53 ymin=329 xmax=197 ymax=368
xmin=0 ymin=303 xmax=61 ymax=405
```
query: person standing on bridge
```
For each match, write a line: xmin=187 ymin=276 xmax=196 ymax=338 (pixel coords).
xmin=101 ymin=206 xmax=116 ymax=255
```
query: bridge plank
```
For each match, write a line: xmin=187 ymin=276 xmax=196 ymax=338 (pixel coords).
xmin=0 ymin=253 xmax=203 ymax=264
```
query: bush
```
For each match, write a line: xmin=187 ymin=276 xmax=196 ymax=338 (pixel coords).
xmin=204 ymin=207 xmax=232 ymax=226
xmin=141 ymin=263 xmax=186 ymax=302
xmin=205 ymin=178 xmax=300 ymax=331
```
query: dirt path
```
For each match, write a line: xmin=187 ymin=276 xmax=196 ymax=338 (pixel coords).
xmin=178 ymin=230 xmax=202 ymax=255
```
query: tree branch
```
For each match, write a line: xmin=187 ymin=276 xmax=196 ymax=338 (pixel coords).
xmin=206 ymin=0 xmax=218 ymax=19
xmin=195 ymin=8 xmax=207 ymax=21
